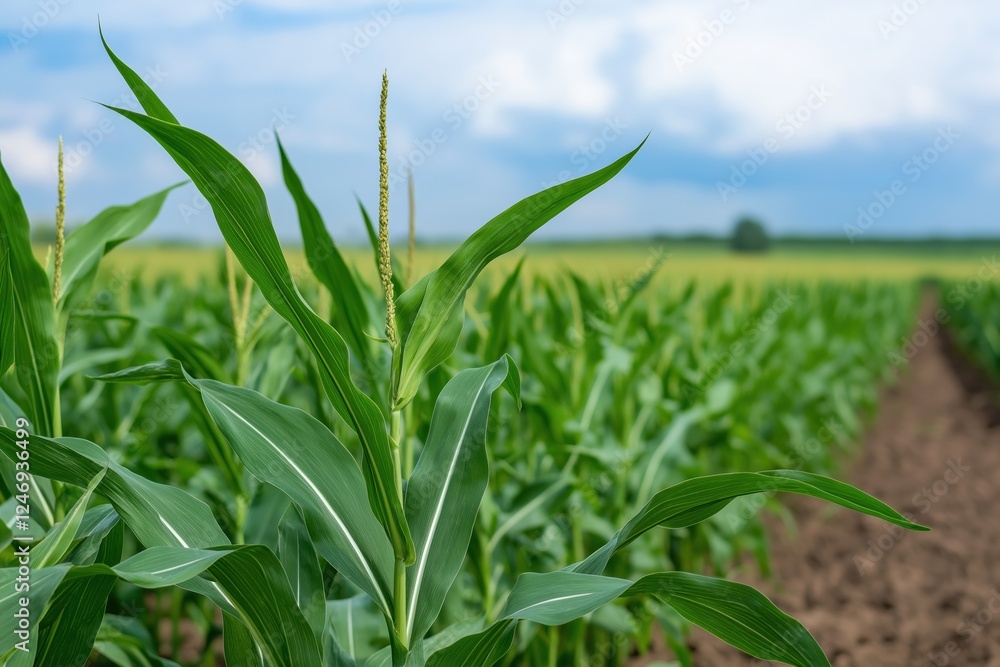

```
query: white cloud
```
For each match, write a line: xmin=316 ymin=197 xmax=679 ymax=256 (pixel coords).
xmin=1 ymin=0 xmax=998 ymax=234
xmin=0 ymin=127 xmax=58 ymax=185
xmin=626 ymin=0 xmax=999 ymax=153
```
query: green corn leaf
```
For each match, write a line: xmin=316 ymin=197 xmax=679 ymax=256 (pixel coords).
xmin=99 ymin=22 xmax=178 ymax=124
xmin=573 ymin=470 xmax=927 ymax=575
xmin=390 ymin=139 xmax=645 ymax=409
xmin=0 ymin=245 xmax=13 ymax=379
xmin=58 ymin=184 xmax=181 ymax=313
xmin=66 ymin=504 xmax=120 ymax=565
xmin=58 ymin=347 xmax=136 ymax=384
xmin=327 ymin=595 xmax=388 ymax=664
xmin=95 ymin=359 xmax=186 ymax=384
xmin=0 ymin=428 xmax=238 ymax=616
xmin=28 ymin=565 xmax=118 ymax=667
xmin=1 ymin=545 xmax=321 ymax=666
xmin=93 ymin=516 xmax=124 ymax=567
xmin=192 ymin=377 xmax=394 ymax=613
xmin=484 ymin=257 xmax=524 ymax=362
xmin=485 ymin=476 xmax=572 ymax=556
xmin=430 ymin=466 xmax=926 ymax=665
xmin=100 ymin=36 xmax=413 ymax=565
xmin=278 ymin=504 xmax=327 ymax=642
xmin=224 ymin=612 xmax=265 ymax=667
xmin=324 ymin=638 xmax=358 ymax=667
xmin=635 ymin=407 xmax=704 ymax=506
xmin=117 ymin=368 xmax=243 ymax=506
xmin=111 ymin=546 xmax=231 ymax=588
xmin=0 ymin=150 xmax=60 ymax=437
xmin=367 ymin=620 xmax=485 ymax=667
xmin=191 ymin=380 xmax=392 ymax=611
xmin=0 ymin=394 xmax=56 ymax=529
xmin=500 ymin=571 xmax=632 ymax=625
xmin=627 ymin=572 xmax=830 ymax=667
xmin=432 ymin=570 xmax=829 ymax=667
xmin=424 ymin=620 xmax=516 ymax=667
xmin=279 ymin=138 xmax=372 ymax=368
xmin=201 ymin=546 xmax=324 ymax=666
xmin=0 ymin=564 xmax=71 ymax=658
xmin=108 ymin=541 xmax=323 ymax=667
xmin=405 ymin=355 xmax=518 ymax=644
xmin=0 ymin=430 xmax=230 ymax=548
xmin=92 ymin=614 xmax=184 ymax=667
xmin=31 ymin=467 xmax=107 ymax=569
xmin=97 ymin=359 xmax=396 ymax=614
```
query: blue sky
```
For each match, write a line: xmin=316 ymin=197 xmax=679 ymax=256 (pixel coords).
xmin=1 ymin=0 xmax=998 ymax=242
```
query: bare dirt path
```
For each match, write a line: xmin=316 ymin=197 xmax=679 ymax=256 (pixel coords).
xmin=648 ymin=303 xmax=1000 ymax=666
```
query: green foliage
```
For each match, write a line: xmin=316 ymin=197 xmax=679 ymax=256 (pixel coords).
xmin=0 ymin=30 xmax=931 ymax=667
xmin=942 ymin=278 xmax=1000 ymax=377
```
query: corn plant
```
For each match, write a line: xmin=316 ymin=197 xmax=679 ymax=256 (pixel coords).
xmin=943 ymin=279 xmax=1000 ymax=378
xmin=0 ymin=31 xmax=930 ymax=667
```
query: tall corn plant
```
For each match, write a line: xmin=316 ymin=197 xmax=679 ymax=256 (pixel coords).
xmin=0 ymin=32 xmax=928 ymax=667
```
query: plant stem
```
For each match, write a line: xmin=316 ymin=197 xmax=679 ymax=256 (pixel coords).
xmin=390 ymin=409 xmax=408 ymax=648
xmin=394 ymin=555 xmax=407 ymax=647
xmin=391 ymin=411 xmax=404 ymax=503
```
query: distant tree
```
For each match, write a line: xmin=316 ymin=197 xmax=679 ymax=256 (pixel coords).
xmin=730 ymin=217 xmax=770 ymax=253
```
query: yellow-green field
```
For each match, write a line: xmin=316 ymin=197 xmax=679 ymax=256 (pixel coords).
xmin=82 ymin=243 xmax=997 ymax=288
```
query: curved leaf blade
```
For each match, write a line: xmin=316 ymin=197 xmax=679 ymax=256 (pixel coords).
xmin=0 ymin=428 xmax=238 ymax=616
xmin=627 ymin=572 xmax=831 ymax=667
xmin=405 ymin=356 xmax=517 ymax=643
xmin=391 ymin=139 xmax=645 ymax=408
xmin=30 ymin=565 xmax=117 ymax=667
xmin=574 ymin=470 xmax=928 ymax=575
xmin=59 ymin=184 xmax=181 ymax=311
xmin=111 ymin=544 xmax=323 ymax=667
xmin=424 ymin=620 xmax=515 ymax=667
xmin=431 ymin=569 xmax=831 ymax=667
xmin=0 ymin=151 xmax=59 ymax=437
xmin=0 ymin=565 xmax=71 ymax=657
xmin=500 ymin=571 xmax=631 ymax=625
xmin=32 ymin=467 xmax=106 ymax=569
xmin=195 ymin=377 xmax=395 ymax=614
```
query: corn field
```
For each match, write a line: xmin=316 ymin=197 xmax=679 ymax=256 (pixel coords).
xmin=0 ymin=34 xmax=954 ymax=667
